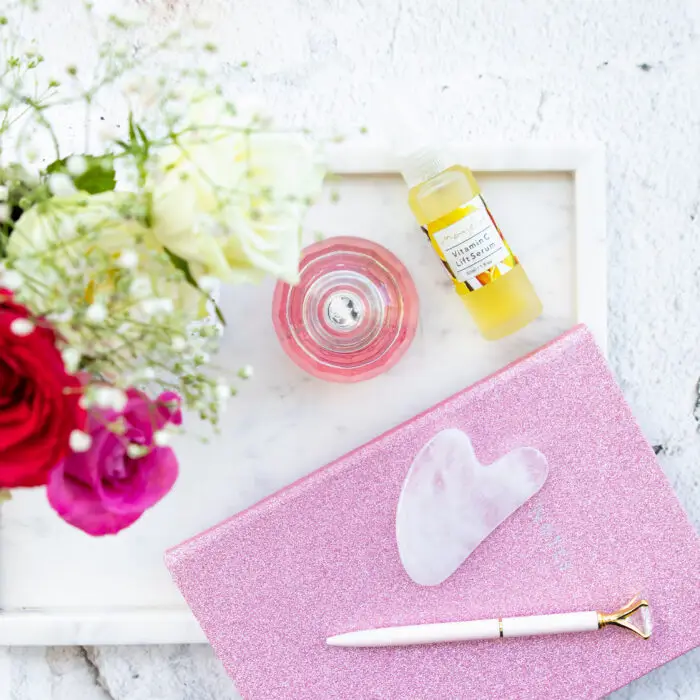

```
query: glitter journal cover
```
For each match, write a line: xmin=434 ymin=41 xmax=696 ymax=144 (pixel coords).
xmin=166 ymin=325 xmax=700 ymax=700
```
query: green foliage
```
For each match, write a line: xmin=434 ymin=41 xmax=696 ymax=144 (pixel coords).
xmin=114 ymin=113 xmax=151 ymax=189
xmin=0 ymin=165 xmax=50 ymax=250
xmin=164 ymin=247 xmax=226 ymax=326
xmin=46 ymin=156 xmax=116 ymax=194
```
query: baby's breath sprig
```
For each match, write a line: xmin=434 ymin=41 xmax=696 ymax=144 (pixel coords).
xmin=0 ymin=0 xmax=339 ymax=536
xmin=0 ymin=0 xmax=329 ymax=452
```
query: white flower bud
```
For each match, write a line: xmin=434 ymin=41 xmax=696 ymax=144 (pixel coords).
xmin=22 ymin=163 xmax=40 ymax=184
xmin=215 ymin=382 xmax=231 ymax=401
xmin=153 ymin=430 xmax=170 ymax=447
xmin=110 ymin=389 xmax=128 ymax=412
xmin=140 ymin=367 xmax=156 ymax=381
xmin=69 ymin=429 xmax=93 ymax=453
xmin=48 ymin=308 xmax=74 ymax=324
xmin=10 ymin=318 xmax=34 ymax=337
xmin=239 ymin=364 xmax=253 ymax=379
xmin=198 ymin=275 xmax=219 ymax=294
xmin=85 ymin=303 xmax=108 ymax=323
xmin=47 ymin=172 xmax=77 ymax=197
xmin=140 ymin=297 xmax=174 ymax=317
xmin=171 ymin=336 xmax=186 ymax=351
xmin=140 ymin=299 xmax=158 ymax=316
xmin=116 ymin=249 xmax=138 ymax=269
xmin=0 ymin=203 xmax=9 ymax=222
xmin=94 ymin=387 xmax=128 ymax=412
xmin=94 ymin=387 xmax=113 ymax=408
xmin=61 ymin=347 xmax=81 ymax=374
xmin=130 ymin=276 xmax=152 ymax=298
xmin=161 ymin=298 xmax=175 ymax=314
xmin=0 ymin=269 xmax=22 ymax=291
xmin=127 ymin=443 xmax=148 ymax=459
xmin=25 ymin=149 xmax=39 ymax=165
xmin=193 ymin=351 xmax=210 ymax=364
xmin=66 ymin=155 xmax=88 ymax=177
xmin=0 ymin=185 xmax=9 ymax=200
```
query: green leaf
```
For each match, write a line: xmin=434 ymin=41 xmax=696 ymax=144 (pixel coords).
xmin=46 ymin=155 xmax=116 ymax=194
xmin=212 ymin=301 xmax=226 ymax=326
xmin=164 ymin=247 xmax=226 ymax=327
xmin=164 ymin=247 xmax=199 ymax=287
xmin=128 ymin=113 xmax=137 ymax=144
xmin=136 ymin=125 xmax=149 ymax=149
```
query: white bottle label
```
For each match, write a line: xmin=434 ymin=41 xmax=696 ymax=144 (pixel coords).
xmin=432 ymin=195 xmax=514 ymax=288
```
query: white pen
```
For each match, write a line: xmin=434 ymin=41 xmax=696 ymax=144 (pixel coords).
xmin=326 ymin=596 xmax=651 ymax=648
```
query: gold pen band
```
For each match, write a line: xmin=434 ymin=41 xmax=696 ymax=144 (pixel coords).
xmin=498 ymin=617 xmax=504 ymax=638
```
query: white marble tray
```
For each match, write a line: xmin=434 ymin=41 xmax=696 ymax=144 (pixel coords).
xmin=0 ymin=142 xmax=606 ymax=646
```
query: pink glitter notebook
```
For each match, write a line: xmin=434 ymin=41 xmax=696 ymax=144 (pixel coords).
xmin=166 ymin=326 xmax=700 ymax=699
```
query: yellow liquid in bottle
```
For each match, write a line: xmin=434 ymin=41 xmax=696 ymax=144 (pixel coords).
xmin=408 ymin=165 xmax=542 ymax=340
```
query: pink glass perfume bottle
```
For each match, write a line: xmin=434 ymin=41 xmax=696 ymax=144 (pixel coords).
xmin=272 ymin=236 xmax=419 ymax=382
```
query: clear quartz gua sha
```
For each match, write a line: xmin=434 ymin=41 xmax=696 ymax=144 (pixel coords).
xmin=272 ymin=236 xmax=419 ymax=383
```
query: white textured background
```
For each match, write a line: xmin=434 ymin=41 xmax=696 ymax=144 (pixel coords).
xmin=4 ymin=0 xmax=700 ymax=697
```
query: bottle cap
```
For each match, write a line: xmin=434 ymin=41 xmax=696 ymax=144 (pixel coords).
xmin=400 ymin=146 xmax=451 ymax=188
xmin=272 ymin=236 xmax=419 ymax=383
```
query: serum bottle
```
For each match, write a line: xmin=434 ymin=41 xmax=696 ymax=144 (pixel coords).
xmin=403 ymin=148 xmax=542 ymax=340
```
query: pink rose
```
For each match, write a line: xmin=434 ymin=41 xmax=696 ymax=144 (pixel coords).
xmin=47 ymin=389 xmax=182 ymax=536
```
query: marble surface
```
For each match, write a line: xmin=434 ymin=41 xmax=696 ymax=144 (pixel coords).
xmin=0 ymin=167 xmax=580 ymax=646
xmin=3 ymin=0 xmax=700 ymax=698
xmin=0 ymin=162 xmax=585 ymax=645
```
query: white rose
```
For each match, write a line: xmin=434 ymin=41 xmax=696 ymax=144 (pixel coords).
xmin=7 ymin=192 xmax=203 ymax=352
xmin=146 ymin=98 xmax=325 ymax=285
xmin=7 ymin=192 xmax=146 ymax=264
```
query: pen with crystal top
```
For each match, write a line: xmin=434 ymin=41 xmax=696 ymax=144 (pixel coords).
xmin=326 ymin=597 xmax=651 ymax=648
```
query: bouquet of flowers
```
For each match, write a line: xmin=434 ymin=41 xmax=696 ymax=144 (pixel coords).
xmin=0 ymin=1 xmax=325 ymax=534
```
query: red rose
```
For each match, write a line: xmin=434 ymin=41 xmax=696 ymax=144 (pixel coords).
xmin=0 ymin=289 xmax=85 ymax=488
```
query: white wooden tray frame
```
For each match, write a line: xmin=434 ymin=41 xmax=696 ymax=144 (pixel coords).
xmin=329 ymin=142 xmax=607 ymax=355
xmin=0 ymin=142 xmax=606 ymax=647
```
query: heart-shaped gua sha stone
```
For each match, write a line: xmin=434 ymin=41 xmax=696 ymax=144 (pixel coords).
xmin=396 ymin=428 xmax=548 ymax=586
